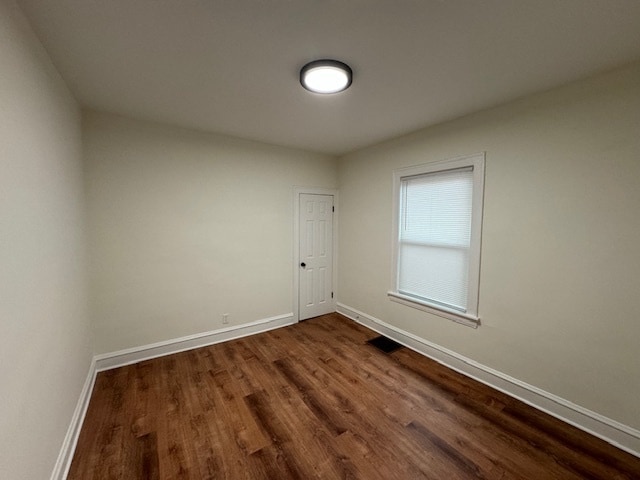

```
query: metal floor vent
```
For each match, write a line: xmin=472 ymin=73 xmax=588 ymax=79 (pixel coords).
xmin=366 ymin=335 xmax=403 ymax=353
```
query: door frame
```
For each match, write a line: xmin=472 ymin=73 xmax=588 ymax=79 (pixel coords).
xmin=293 ymin=186 xmax=339 ymax=323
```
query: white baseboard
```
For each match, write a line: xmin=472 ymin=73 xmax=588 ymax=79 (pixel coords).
xmin=95 ymin=313 xmax=295 ymax=371
xmin=49 ymin=358 xmax=98 ymax=480
xmin=336 ymin=302 xmax=640 ymax=458
xmin=51 ymin=312 xmax=296 ymax=479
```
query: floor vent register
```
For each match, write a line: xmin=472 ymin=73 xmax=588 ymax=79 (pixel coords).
xmin=366 ymin=335 xmax=403 ymax=353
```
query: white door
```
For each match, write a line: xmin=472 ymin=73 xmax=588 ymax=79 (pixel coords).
xmin=299 ymin=194 xmax=334 ymax=320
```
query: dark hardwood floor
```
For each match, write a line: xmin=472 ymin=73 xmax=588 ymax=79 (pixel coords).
xmin=69 ymin=313 xmax=640 ymax=479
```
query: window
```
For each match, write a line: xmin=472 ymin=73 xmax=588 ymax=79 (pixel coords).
xmin=389 ymin=153 xmax=485 ymax=327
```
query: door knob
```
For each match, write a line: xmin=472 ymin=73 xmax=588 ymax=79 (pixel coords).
xmin=300 ymin=262 xmax=306 ymax=268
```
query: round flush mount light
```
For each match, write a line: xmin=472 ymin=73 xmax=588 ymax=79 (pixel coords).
xmin=300 ymin=59 xmax=352 ymax=94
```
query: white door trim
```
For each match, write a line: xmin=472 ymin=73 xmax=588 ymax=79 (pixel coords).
xmin=293 ymin=186 xmax=339 ymax=322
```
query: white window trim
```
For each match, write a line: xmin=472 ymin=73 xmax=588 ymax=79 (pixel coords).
xmin=388 ymin=152 xmax=485 ymax=328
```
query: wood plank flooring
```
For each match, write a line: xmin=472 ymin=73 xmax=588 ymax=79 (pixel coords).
xmin=69 ymin=313 xmax=640 ymax=479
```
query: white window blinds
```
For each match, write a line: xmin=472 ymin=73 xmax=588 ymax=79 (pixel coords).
xmin=398 ymin=167 xmax=474 ymax=312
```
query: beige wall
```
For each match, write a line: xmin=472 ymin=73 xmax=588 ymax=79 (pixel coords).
xmin=338 ymin=62 xmax=640 ymax=429
xmin=84 ymin=111 xmax=338 ymax=353
xmin=3 ymin=0 xmax=639 ymax=470
xmin=0 ymin=1 xmax=92 ymax=479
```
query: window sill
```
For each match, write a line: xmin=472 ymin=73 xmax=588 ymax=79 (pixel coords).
xmin=387 ymin=291 xmax=480 ymax=329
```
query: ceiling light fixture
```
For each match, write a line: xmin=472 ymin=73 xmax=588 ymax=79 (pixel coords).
xmin=300 ymin=59 xmax=352 ymax=94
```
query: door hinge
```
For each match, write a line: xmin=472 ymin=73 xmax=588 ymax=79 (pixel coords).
xmin=332 ymin=206 xmax=335 ymax=212
xmin=331 ymin=292 xmax=334 ymax=298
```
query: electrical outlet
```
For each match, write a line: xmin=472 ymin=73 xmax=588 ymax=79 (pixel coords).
xmin=222 ymin=313 xmax=229 ymax=324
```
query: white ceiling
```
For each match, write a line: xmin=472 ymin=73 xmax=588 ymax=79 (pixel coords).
xmin=17 ymin=0 xmax=640 ymax=155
